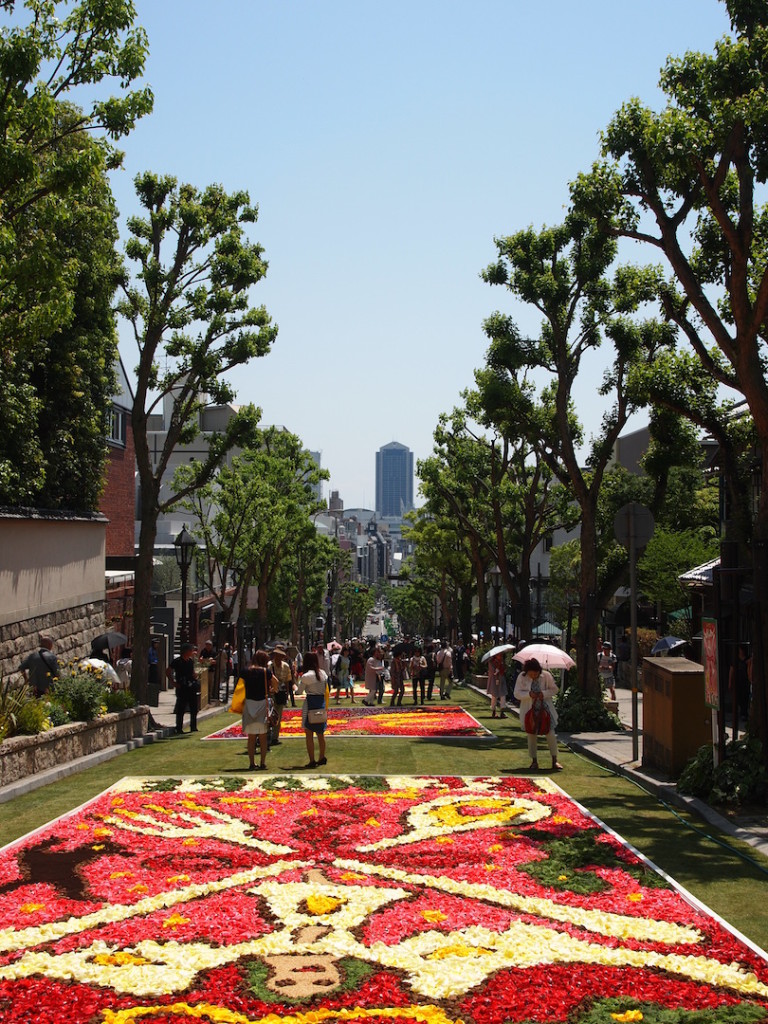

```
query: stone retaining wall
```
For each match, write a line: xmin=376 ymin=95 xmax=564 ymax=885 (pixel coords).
xmin=0 ymin=706 xmax=150 ymax=788
xmin=0 ymin=601 xmax=106 ymax=681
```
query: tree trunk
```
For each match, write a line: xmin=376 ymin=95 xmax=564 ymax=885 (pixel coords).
xmin=131 ymin=503 xmax=158 ymax=705
xmin=256 ymin=578 xmax=269 ymax=642
xmin=751 ymin=462 xmax=768 ymax=766
xmin=459 ymin=585 xmax=473 ymax=643
xmin=576 ymin=508 xmax=601 ymax=699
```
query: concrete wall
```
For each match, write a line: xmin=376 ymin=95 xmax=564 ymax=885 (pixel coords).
xmin=0 ymin=512 xmax=107 ymax=678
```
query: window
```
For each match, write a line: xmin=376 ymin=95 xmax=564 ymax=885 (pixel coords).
xmin=108 ymin=406 xmax=127 ymax=447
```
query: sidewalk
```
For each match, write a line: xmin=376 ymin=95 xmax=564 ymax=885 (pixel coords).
xmin=148 ymin=686 xmax=227 ymax=733
xmin=561 ymin=684 xmax=768 ymax=860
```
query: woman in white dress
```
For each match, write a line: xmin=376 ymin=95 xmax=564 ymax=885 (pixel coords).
xmin=294 ymin=651 xmax=328 ymax=768
xmin=513 ymin=657 xmax=563 ymax=772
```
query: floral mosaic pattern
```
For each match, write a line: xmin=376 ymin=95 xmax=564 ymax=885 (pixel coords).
xmin=0 ymin=775 xmax=766 ymax=1024
xmin=206 ymin=704 xmax=492 ymax=739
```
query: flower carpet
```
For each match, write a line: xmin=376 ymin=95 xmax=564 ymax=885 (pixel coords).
xmin=1 ymin=774 xmax=767 ymax=1024
xmin=205 ymin=704 xmax=492 ymax=739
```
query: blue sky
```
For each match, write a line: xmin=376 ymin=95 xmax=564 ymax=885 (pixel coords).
xmin=111 ymin=1 xmax=732 ymax=509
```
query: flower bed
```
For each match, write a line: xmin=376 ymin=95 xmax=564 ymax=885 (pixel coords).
xmin=0 ymin=774 xmax=766 ymax=1023
xmin=206 ymin=704 xmax=491 ymax=739
xmin=0 ymin=707 xmax=150 ymax=788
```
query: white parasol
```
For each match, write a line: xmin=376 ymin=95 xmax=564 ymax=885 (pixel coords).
xmin=481 ymin=643 xmax=516 ymax=663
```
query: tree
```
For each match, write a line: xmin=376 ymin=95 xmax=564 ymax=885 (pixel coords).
xmin=266 ymin=532 xmax=331 ymax=647
xmin=0 ymin=0 xmax=152 ymax=506
xmin=402 ymin=508 xmax=473 ymax=641
xmin=477 ymin=215 xmax=674 ymax=696
xmin=418 ymin=403 xmax=576 ymax=640
xmin=0 ymin=0 xmax=152 ymax=224
xmin=639 ymin=528 xmax=720 ymax=621
xmin=0 ymin=129 xmax=122 ymax=508
xmin=119 ymin=173 xmax=277 ymax=702
xmin=338 ymin=581 xmax=376 ymax=639
xmin=234 ymin=429 xmax=327 ymax=641
xmin=179 ymin=426 xmax=327 ymax=651
xmin=571 ymin=0 xmax=768 ymax=751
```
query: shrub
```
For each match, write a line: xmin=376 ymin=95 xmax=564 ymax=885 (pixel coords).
xmin=105 ymin=689 xmax=137 ymax=713
xmin=44 ymin=701 xmax=71 ymax=727
xmin=471 ymin=642 xmax=497 ymax=674
xmin=554 ymin=684 xmax=622 ymax=732
xmin=678 ymin=738 xmax=767 ymax=806
xmin=50 ymin=669 xmax=110 ymax=723
xmin=13 ymin=697 xmax=50 ymax=735
xmin=0 ymin=677 xmax=35 ymax=741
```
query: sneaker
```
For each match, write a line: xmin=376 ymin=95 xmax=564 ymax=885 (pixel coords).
xmin=551 ymin=761 xmax=564 ymax=771
xmin=318 ymin=757 xmax=327 ymax=766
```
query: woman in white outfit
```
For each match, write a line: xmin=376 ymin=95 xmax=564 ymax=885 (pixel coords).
xmin=294 ymin=651 xmax=328 ymax=768
xmin=513 ymin=657 xmax=563 ymax=772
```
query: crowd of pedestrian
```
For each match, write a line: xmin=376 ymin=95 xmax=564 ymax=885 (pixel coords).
xmin=17 ymin=622 xmax=753 ymax=775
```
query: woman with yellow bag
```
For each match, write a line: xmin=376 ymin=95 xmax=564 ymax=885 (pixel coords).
xmin=231 ymin=650 xmax=272 ymax=770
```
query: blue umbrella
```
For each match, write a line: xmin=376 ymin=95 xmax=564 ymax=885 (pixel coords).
xmin=651 ymin=635 xmax=685 ymax=655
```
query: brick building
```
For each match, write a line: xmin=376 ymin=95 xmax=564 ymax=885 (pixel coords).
xmin=100 ymin=356 xmax=136 ymax=640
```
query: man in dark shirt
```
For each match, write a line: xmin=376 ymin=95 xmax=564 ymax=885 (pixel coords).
xmin=166 ymin=643 xmax=199 ymax=734
xmin=19 ymin=635 xmax=59 ymax=697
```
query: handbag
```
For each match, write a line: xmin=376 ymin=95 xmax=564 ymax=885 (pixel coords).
xmin=524 ymin=696 xmax=552 ymax=735
xmin=306 ymin=690 xmax=326 ymax=724
xmin=229 ymin=677 xmax=246 ymax=714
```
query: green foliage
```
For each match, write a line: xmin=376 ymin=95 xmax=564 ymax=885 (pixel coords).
xmin=638 ymin=527 xmax=719 ymax=616
xmin=338 ymin=580 xmax=376 ymax=638
xmin=526 ymin=998 xmax=768 ymax=1024
xmin=245 ymin=955 xmax=374 ymax=1005
xmin=178 ymin=426 xmax=328 ymax=642
xmin=477 ymin=212 xmax=679 ymax=699
xmin=45 ymin=701 xmax=71 ymax=727
xmin=0 ymin=677 xmax=34 ymax=741
xmin=571 ymin=6 xmax=768 ymax=768
xmin=678 ymin=744 xmax=715 ymax=799
xmin=679 ymin=739 xmax=768 ymax=806
xmin=554 ymin=683 xmax=622 ymax=732
xmin=0 ymin=0 xmax=152 ymax=508
xmin=547 ymin=540 xmax=581 ymax=626
xmin=518 ymin=852 xmax=609 ymax=896
xmin=50 ymin=668 xmax=110 ymax=723
xmin=152 ymin=557 xmax=181 ymax=596
xmin=13 ymin=697 xmax=50 ymax=736
xmin=125 ymin=172 xmax=277 ymax=699
xmin=104 ymin=688 xmax=137 ymax=713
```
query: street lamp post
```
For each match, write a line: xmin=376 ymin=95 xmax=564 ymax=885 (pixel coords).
xmin=487 ymin=565 xmax=502 ymax=640
xmin=174 ymin=525 xmax=196 ymax=650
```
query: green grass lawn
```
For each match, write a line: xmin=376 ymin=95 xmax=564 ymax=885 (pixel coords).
xmin=3 ymin=686 xmax=768 ymax=953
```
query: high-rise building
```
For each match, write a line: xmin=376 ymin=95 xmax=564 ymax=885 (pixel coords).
xmin=375 ymin=442 xmax=414 ymax=518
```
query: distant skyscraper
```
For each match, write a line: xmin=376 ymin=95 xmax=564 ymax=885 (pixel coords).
xmin=375 ymin=442 xmax=414 ymax=518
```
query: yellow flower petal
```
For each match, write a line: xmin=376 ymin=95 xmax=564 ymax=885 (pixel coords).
xmin=422 ymin=909 xmax=448 ymax=922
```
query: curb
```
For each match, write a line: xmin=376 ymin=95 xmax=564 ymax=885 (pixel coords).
xmin=0 ymin=728 xmax=168 ymax=805
xmin=564 ymin=733 xmax=768 ymax=861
